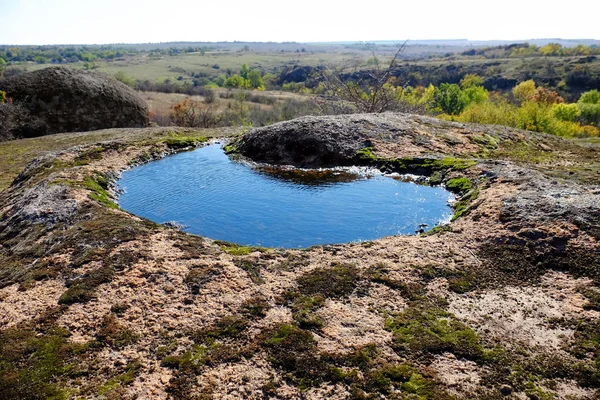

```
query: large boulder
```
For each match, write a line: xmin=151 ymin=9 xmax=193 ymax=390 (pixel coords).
xmin=0 ymin=67 xmax=148 ymax=137
xmin=234 ymin=115 xmax=374 ymax=168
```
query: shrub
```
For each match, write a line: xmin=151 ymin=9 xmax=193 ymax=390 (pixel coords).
xmin=578 ymin=89 xmax=600 ymax=105
xmin=203 ymin=88 xmax=216 ymax=104
xmin=454 ymin=99 xmax=518 ymax=126
xmin=114 ymin=71 xmax=135 ymax=87
xmin=527 ymin=87 xmax=564 ymax=105
xmin=553 ymin=103 xmax=581 ymax=122
xmin=512 ymin=80 xmax=536 ymax=104
xmin=578 ymin=91 xmax=600 ymax=126
xmin=516 ymin=101 xmax=554 ymax=133
xmin=223 ymin=74 xmax=248 ymax=89
xmin=170 ymin=99 xmax=218 ymax=128
xmin=431 ymin=83 xmax=468 ymax=115
xmin=578 ymin=103 xmax=600 ymax=126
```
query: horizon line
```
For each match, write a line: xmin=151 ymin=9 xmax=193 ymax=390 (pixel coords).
xmin=1 ymin=38 xmax=599 ymax=47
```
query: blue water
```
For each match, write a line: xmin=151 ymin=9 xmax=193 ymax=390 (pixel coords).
xmin=117 ymin=145 xmax=454 ymax=248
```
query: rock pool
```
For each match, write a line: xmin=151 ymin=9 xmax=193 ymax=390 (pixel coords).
xmin=117 ymin=144 xmax=454 ymax=248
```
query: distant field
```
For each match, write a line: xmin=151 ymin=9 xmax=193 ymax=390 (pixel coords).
xmin=25 ymin=50 xmax=371 ymax=85
xmin=19 ymin=42 xmax=503 ymax=86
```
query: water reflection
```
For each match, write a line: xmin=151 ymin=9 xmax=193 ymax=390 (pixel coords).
xmin=117 ymin=144 xmax=454 ymax=248
xmin=255 ymin=165 xmax=362 ymax=187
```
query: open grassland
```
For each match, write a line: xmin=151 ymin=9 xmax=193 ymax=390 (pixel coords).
xmin=25 ymin=50 xmax=370 ymax=86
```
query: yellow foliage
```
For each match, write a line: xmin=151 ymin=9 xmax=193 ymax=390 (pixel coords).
xmin=512 ymin=80 xmax=536 ymax=104
xmin=453 ymin=100 xmax=518 ymax=126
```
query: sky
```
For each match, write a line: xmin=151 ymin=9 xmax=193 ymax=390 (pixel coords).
xmin=0 ymin=0 xmax=597 ymax=45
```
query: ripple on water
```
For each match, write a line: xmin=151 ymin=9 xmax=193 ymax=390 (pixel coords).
xmin=117 ymin=145 xmax=454 ymax=248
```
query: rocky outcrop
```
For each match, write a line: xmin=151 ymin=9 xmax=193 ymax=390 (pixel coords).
xmin=234 ymin=113 xmax=525 ymax=168
xmin=0 ymin=67 xmax=148 ymax=137
xmin=0 ymin=121 xmax=599 ymax=400
xmin=235 ymin=115 xmax=376 ymax=167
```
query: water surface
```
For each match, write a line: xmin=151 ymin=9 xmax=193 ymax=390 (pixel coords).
xmin=117 ymin=145 xmax=454 ymax=248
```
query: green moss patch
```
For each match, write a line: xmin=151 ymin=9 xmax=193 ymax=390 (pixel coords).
xmin=81 ymin=174 xmax=118 ymax=209
xmin=261 ymin=324 xmax=333 ymax=389
xmin=445 ymin=177 xmax=473 ymax=194
xmin=161 ymin=135 xmax=208 ymax=149
xmin=451 ymin=188 xmax=480 ymax=221
xmin=215 ymin=240 xmax=264 ymax=256
xmin=366 ymin=363 xmax=434 ymax=397
xmin=357 ymin=146 xmax=377 ymax=162
xmin=364 ymin=263 xmax=426 ymax=300
xmin=0 ymin=309 xmax=92 ymax=400
xmin=296 ymin=263 xmax=360 ymax=299
xmin=385 ymin=302 xmax=483 ymax=361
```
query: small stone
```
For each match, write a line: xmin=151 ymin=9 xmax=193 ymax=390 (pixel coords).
xmin=161 ymin=374 xmax=171 ymax=384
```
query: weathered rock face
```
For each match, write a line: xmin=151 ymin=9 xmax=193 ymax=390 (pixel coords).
xmin=235 ymin=112 xmax=523 ymax=168
xmin=0 ymin=67 xmax=149 ymax=137
xmin=235 ymin=115 xmax=375 ymax=167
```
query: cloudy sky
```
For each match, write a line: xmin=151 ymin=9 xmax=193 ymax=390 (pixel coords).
xmin=1 ymin=0 xmax=597 ymax=45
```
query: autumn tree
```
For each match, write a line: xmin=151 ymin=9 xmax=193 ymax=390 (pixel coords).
xmin=528 ymin=87 xmax=564 ymax=105
xmin=170 ymin=99 xmax=217 ymax=128
xmin=512 ymin=80 xmax=536 ymax=104
xmin=540 ymin=43 xmax=562 ymax=56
